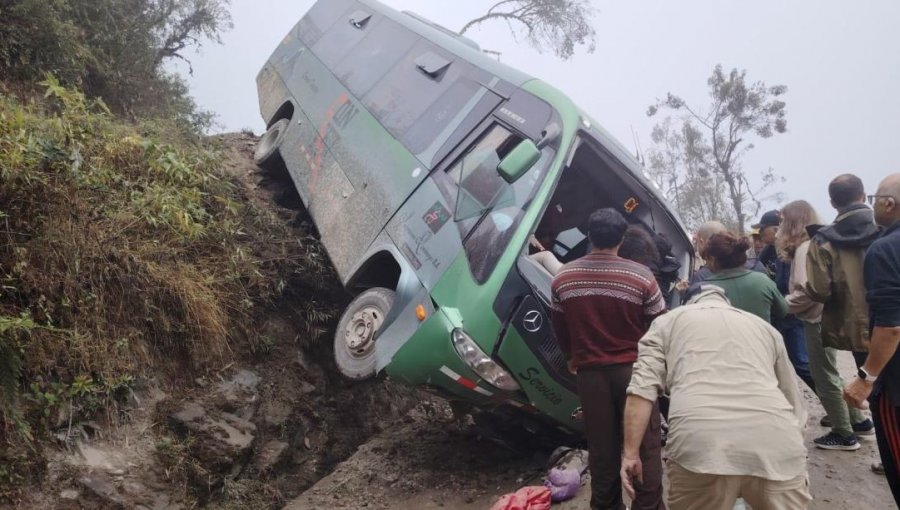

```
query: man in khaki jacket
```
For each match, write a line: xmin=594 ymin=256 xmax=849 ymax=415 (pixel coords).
xmin=621 ymin=285 xmax=810 ymax=510
xmin=806 ymin=174 xmax=880 ymax=361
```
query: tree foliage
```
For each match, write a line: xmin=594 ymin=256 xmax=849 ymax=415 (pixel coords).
xmin=460 ymin=0 xmax=597 ymax=60
xmin=647 ymin=65 xmax=788 ymax=233
xmin=646 ymin=117 xmax=731 ymax=231
xmin=0 ymin=0 xmax=232 ymax=128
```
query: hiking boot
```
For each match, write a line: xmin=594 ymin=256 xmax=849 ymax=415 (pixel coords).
xmin=814 ymin=432 xmax=861 ymax=451
xmin=853 ymin=418 xmax=876 ymax=437
xmin=819 ymin=416 xmax=832 ymax=427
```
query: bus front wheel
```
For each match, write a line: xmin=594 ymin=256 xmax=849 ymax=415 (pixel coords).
xmin=334 ymin=287 xmax=395 ymax=380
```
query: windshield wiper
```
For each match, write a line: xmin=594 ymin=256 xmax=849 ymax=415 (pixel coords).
xmin=462 ymin=203 xmax=496 ymax=245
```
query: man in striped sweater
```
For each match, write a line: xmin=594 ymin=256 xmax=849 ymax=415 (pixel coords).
xmin=551 ymin=208 xmax=667 ymax=510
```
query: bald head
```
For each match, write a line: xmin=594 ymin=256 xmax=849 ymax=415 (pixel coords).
xmin=829 ymin=174 xmax=865 ymax=209
xmin=694 ymin=221 xmax=727 ymax=256
xmin=877 ymin=174 xmax=900 ymax=197
xmin=696 ymin=221 xmax=727 ymax=242
xmin=874 ymin=174 xmax=900 ymax=227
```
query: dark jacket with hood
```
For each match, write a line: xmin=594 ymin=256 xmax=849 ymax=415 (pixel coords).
xmin=806 ymin=204 xmax=881 ymax=351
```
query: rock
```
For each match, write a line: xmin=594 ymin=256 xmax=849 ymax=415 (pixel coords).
xmin=211 ymin=369 xmax=260 ymax=420
xmin=76 ymin=441 xmax=122 ymax=473
xmin=168 ymin=400 xmax=257 ymax=475
xmin=53 ymin=400 xmax=72 ymax=429
xmin=298 ymin=379 xmax=316 ymax=395
xmin=59 ymin=489 xmax=81 ymax=500
xmin=252 ymin=440 xmax=290 ymax=473
xmin=172 ymin=402 xmax=206 ymax=423
xmin=260 ymin=400 xmax=292 ymax=429
xmin=122 ymin=479 xmax=147 ymax=496
xmin=79 ymin=473 xmax=128 ymax=508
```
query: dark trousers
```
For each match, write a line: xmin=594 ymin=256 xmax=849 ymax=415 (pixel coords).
xmin=871 ymin=390 xmax=900 ymax=505
xmin=780 ymin=319 xmax=816 ymax=392
xmin=578 ymin=365 xmax=665 ymax=510
xmin=853 ymin=350 xmax=868 ymax=369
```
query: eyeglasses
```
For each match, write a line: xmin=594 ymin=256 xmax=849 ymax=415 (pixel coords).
xmin=867 ymin=194 xmax=895 ymax=205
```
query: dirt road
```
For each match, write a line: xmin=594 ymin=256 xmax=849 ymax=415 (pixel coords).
xmin=285 ymin=350 xmax=894 ymax=510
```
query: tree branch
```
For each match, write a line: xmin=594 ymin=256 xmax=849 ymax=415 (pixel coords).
xmin=460 ymin=11 xmax=521 ymax=35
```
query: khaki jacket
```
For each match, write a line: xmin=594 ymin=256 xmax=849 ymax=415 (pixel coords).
xmin=805 ymin=233 xmax=870 ymax=352
xmin=786 ymin=241 xmax=824 ymax=323
xmin=628 ymin=290 xmax=808 ymax=480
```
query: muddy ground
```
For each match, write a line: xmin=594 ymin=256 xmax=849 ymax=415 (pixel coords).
xmin=12 ymin=134 xmax=896 ymax=509
xmin=285 ymin=351 xmax=894 ymax=510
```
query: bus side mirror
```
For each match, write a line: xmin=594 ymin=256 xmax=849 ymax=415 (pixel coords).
xmin=497 ymin=140 xmax=540 ymax=183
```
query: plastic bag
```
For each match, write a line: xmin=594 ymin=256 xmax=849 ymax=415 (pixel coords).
xmin=544 ymin=468 xmax=581 ymax=502
xmin=490 ymin=486 xmax=552 ymax=510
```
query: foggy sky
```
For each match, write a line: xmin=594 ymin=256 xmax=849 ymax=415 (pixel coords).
xmin=174 ymin=0 xmax=900 ymax=223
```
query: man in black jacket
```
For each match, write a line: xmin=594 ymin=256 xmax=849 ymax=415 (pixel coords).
xmin=844 ymin=173 xmax=900 ymax=504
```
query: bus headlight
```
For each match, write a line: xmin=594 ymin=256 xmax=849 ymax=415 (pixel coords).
xmin=451 ymin=329 xmax=521 ymax=392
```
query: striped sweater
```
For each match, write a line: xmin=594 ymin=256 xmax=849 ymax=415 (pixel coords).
xmin=551 ymin=252 xmax=665 ymax=368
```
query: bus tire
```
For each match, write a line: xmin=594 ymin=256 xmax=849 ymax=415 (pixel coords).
xmin=334 ymin=287 xmax=395 ymax=380
xmin=254 ymin=118 xmax=290 ymax=170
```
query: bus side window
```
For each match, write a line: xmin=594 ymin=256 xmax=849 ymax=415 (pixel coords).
xmin=436 ymin=122 xmax=553 ymax=283
xmin=332 ymin=17 xmax=417 ymax=98
xmin=443 ymin=125 xmax=521 ymax=223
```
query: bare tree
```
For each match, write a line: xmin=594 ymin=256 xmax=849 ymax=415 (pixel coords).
xmin=648 ymin=65 xmax=788 ymax=233
xmin=460 ymin=0 xmax=596 ymax=60
xmin=151 ymin=0 xmax=233 ymax=70
xmin=646 ymin=117 xmax=733 ymax=231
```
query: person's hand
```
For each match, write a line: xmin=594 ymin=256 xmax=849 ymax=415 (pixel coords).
xmin=567 ymin=359 xmax=577 ymax=375
xmin=675 ymin=280 xmax=690 ymax=294
xmin=621 ymin=453 xmax=643 ymax=500
xmin=843 ymin=377 xmax=873 ymax=409
xmin=570 ymin=406 xmax=583 ymax=421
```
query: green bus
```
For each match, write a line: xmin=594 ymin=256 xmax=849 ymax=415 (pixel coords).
xmin=256 ymin=0 xmax=693 ymax=433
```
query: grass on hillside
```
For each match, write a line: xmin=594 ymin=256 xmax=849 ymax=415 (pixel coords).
xmin=0 ymin=78 xmax=338 ymax=460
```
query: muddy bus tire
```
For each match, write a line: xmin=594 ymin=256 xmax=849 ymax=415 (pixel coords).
xmin=334 ymin=287 xmax=395 ymax=381
xmin=254 ymin=118 xmax=290 ymax=170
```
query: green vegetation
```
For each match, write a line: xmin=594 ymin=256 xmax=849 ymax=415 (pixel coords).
xmin=0 ymin=0 xmax=231 ymax=129
xmin=0 ymin=1 xmax=349 ymax=502
xmin=0 ymin=81 xmax=335 ymax=449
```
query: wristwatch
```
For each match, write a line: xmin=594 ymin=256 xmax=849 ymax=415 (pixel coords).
xmin=858 ymin=367 xmax=876 ymax=381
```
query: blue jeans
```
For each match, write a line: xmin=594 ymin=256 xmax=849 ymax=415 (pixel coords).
xmin=780 ymin=316 xmax=816 ymax=392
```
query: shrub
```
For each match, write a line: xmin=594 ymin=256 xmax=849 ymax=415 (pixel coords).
xmin=0 ymin=0 xmax=232 ymax=131
xmin=0 ymin=82 xmax=337 ymax=439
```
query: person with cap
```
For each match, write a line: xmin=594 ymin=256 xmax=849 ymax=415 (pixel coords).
xmin=754 ymin=210 xmax=783 ymax=279
xmin=755 ymin=209 xmax=817 ymax=392
xmin=750 ymin=227 xmax=766 ymax=268
xmin=621 ymin=284 xmax=811 ymax=510
xmin=844 ymin=173 xmax=900 ymax=503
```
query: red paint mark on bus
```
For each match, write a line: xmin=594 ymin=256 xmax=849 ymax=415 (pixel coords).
xmin=309 ymin=92 xmax=349 ymax=194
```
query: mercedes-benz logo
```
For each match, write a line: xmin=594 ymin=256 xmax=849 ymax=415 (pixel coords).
xmin=523 ymin=310 xmax=543 ymax=333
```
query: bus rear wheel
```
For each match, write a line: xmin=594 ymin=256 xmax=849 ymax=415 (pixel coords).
xmin=334 ymin=287 xmax=395 ymax=380
xmin=254 ymin=118 xmax=290 ymax=171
